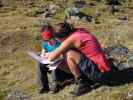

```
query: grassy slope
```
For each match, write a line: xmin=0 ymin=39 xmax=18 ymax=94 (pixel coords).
xmin=0 ymin=0 xmax=133 ymax=100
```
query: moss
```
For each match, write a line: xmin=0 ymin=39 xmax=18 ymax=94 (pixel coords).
xmin=0 ymin=90 xmax=7 ymax=100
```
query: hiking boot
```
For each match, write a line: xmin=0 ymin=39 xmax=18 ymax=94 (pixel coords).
xmin=70 ymin=78 xmax=92 ymax=96
xmin=38 ymin=87 xmax=49 ymax=94
xmin=49 ymin=81 xmax=60 ymax=94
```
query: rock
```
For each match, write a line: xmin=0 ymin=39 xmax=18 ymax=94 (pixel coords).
xmin=49 ymin=4 xmax=60 ymax=14
xmin=106 ymin=0 xmax=121 ymax=6
xmin=73 ymin=0 xmax=86 ymax=8
xmin=42 ymin=4 xmax=60 ymax=18
xmin=5 ymin=90 xmax=29 ymax=100
xmin=104 ymin=45 xmax=133 ymax=70
xmin=65 ymin=7 xmax=93 ymax=22
xmin=106 ymin=0 xmax=121 ymax=15
xmin=82 ymin=15 xmax=93 ymax=22
xmin=65 ymin=7 xmax=80 ymax=20
xmin=104 ymin=45 xmax=129 ymax=56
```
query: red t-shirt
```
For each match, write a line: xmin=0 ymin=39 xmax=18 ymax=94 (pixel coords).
xmin=72 ymin=29 xmax=110 ymax=73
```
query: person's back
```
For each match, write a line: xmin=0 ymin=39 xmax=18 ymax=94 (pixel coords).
xmin=71 ymin=28 xmax=110 ymax=73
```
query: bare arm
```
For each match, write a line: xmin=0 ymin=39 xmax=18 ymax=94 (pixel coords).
xmin=47 ymin=35 xmax=81 ymax=61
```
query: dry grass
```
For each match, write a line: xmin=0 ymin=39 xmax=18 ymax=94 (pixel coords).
xmin=0 ymin=0 xmax=133 ymax=100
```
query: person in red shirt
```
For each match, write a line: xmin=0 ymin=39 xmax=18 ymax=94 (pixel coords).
xmin=46 ymin=22 xmax=111 ymax=96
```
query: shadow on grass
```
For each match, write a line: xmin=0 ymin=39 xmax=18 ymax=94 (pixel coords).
xmin=78 ymin=67 xmax=133 ymax=96
xmin=102 ymin=67 xmax=133 ymax=86
xmin=53 ymin=65 xmax=133 ymax=96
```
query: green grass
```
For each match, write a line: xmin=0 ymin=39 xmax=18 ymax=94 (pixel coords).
xmin=0 ymin=0 xmax=133 ymax=100
xmin=0 ymin=90 xmax=7 ymax=100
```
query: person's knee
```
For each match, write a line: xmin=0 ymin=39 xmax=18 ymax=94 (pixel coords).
xmin=66 ymin=50 xmax=74 ymax=59
xmin=66 ymin=50 xmax=81 ymax=64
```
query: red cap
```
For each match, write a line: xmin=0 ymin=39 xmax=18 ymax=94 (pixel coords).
xmin=41 ymin=31 xmax=52 ymax=40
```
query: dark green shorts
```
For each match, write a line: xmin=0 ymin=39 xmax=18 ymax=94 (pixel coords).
xmin=77 ymin=54 xmax=103 ymax=82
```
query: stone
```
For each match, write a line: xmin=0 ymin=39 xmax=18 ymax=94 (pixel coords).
xmin=5 ymin=90 xmax=29 ymax=100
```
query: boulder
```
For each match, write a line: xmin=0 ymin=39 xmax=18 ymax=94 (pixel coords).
xmin=104 ymin=45 xmax=133 ymax=70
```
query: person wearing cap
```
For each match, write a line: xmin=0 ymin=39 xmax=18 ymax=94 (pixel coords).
xmin=37 ymin=24 xmax=73 ymax=94
xmin=46 ymin=22 xmax=111 ymax=96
